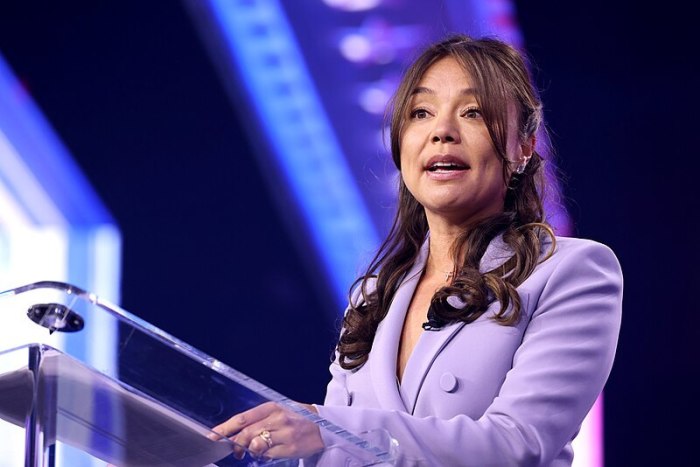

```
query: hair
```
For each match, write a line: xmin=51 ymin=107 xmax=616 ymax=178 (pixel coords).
xmin=337 ymin=34 xmax=556 ymax=370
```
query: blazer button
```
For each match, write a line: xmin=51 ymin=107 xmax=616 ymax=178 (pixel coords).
xmin=439 ymin=372 xmax=458 ymax=393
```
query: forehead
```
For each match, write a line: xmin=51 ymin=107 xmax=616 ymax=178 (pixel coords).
xmin=414 ymin=56 xmax=474 ymax=92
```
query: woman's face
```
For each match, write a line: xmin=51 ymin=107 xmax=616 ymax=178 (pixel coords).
xmin=399 ymin=56 xmax=528 ymax=226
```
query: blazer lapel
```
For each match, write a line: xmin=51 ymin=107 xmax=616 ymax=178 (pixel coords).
xmin=399 ymin=320 xmax=466 ymax=414
xmin=478 ymin=234 xmax=513 ymax=273
xmin=399 ymin=235 xmax=516 ymax=414
xmin=369 ymin=241 xmax=429 ymax=413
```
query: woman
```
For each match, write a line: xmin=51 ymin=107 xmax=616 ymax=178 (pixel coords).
xmin=215 ymin=34 xmax=623 ymax=466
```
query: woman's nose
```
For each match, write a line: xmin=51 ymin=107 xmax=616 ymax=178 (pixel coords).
xmin=430 ymin=116 xmax=460 ymax=144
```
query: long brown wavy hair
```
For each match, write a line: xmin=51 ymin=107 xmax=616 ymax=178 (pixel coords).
xmin=337 ymin=35 xmax=556 ymax=370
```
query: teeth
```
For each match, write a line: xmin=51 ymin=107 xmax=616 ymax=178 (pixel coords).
xmin=429 ymin=161 xmax=465 ymax=171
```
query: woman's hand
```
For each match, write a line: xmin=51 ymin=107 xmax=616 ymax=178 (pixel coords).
xmin=212 ymin=401 xmax=324 ymax=460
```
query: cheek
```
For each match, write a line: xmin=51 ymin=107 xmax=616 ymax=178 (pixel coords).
xmin=489 ymin=169 xmax=509 ymax=198
xmin=399 ymin=127 xmax=423 ymax=156
xmin=479 ymin=157 xmax=508 ymax=192
xmin=399 ymin=166 xmax=414 ymax=192
xmin=399 ymin=154 xmax=422 ymax=188
xmin=398 ymin=160 xmax=420 ymax=197
xmin=398 ymin=140 xmax=418 ymax=173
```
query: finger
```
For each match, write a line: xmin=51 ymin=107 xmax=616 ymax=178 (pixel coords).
xmin=232 ymin=408 xmax=298 ymax=459
xmin=206 ymin=429 xmax=224 ymax=441
xmin=209 ymin=402 xmax=277 ymax=459
xmin=252 ymin=423 xmax=322 ymax=460
xmin=206 ymin=428 xmax=249 ymax=461
xmin=238 ymin=408 xmax=324 ymax=460
xmin=231 ymin=421 xmax=276 ymax=458
xmin=246 ymin=430 xmax=276 ymax=459
xmin=212 ymin=401 xmax=278 ymax=437
xmin=229 ymin=403 xmax=283 ymax=458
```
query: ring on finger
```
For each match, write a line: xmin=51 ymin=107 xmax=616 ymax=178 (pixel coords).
xmin=258 ymin=430 xmax=273 ymax=449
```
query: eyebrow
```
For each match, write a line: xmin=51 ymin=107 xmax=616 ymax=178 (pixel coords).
xmin=411 ymin=87 xmax=476 ymax=96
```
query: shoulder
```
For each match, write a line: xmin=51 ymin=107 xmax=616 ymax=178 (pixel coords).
xmin=551 ymin=235 xmax=616 ymax=255
xmin=547 ymin=236 xmax=621 ymax=272
xmin=531 ymin=235 xmax=623 ymax=294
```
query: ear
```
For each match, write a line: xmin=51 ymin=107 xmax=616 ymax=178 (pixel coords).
xmin=512 ymin=135 xmax=535 ymax=175
xmin=519 ymin=134 xmax=536 ymax=165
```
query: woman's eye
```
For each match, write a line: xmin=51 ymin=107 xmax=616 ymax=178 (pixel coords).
xmin=463 ymin=107 xmax=482 ymax=119
xmin=410 ymin=108 xmax=430 ymax=119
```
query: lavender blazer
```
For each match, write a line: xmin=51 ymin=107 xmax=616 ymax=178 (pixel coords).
xmin=316 ymin=236 xmax=623 ymax=466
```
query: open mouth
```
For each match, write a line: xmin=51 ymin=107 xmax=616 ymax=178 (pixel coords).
xmin=427 ymin=161 xmax=469 ymax=172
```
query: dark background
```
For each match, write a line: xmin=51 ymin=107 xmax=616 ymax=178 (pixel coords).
xmin=1 ymin=1 xmax=696 ymax=465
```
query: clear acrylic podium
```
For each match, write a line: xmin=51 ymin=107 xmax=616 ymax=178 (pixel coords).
xmin=0 ymin=281 xmax=398 ymax=466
